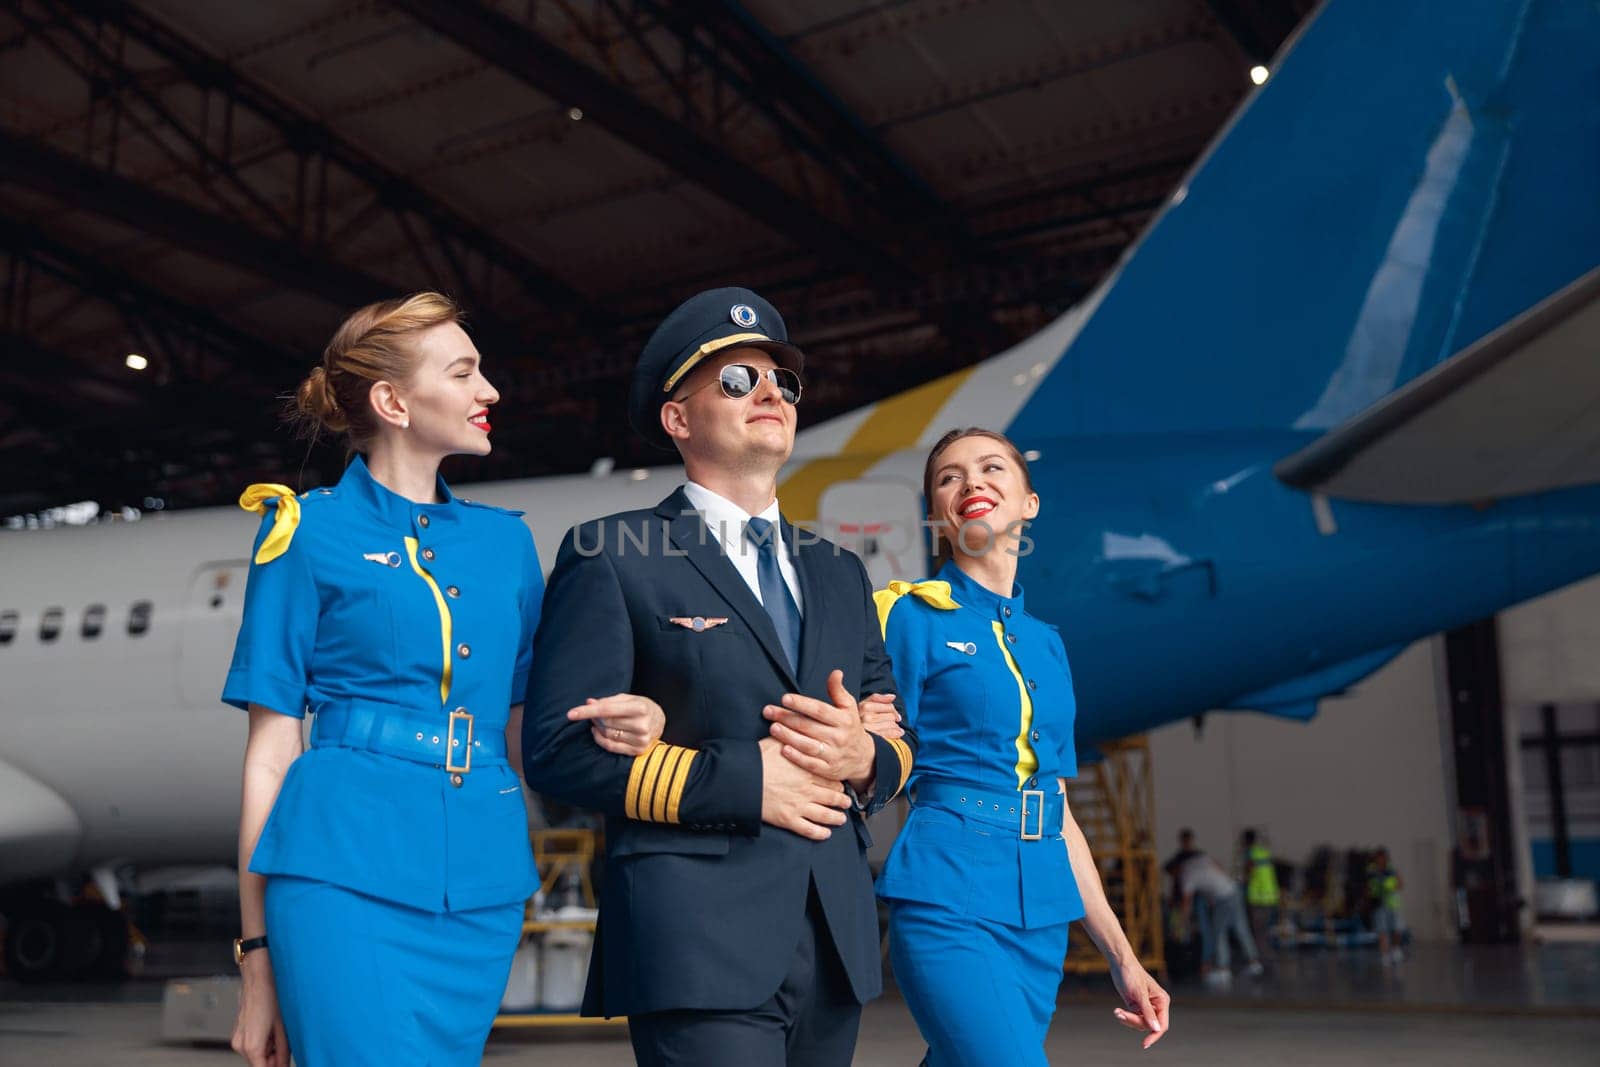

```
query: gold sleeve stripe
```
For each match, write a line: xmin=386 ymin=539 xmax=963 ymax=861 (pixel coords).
xmin=664 ymin=748 xmax=698 ymax=824
xmin=886 ymin=736 xmax=914 ymax=797
xmin=624 ymin=742 xmax=667 ymax=819
xmin=650 ymin=746 xmax=688 ymax=823
xmin=624 ymin=742 xmax=702 ymax=823
xmin=636 ymin=744 xmax=672 ymax=820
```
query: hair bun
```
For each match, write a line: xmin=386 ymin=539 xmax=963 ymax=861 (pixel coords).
xmin=294 ymin=364 xmax=349 ymax=435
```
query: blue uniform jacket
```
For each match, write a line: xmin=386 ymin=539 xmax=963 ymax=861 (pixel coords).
xmin=874 ymin=560 xmax=1085 ymax=929
xmin=222 ymin=456 xmax=542 ymax=912
xmin=521 ymin=487 xmax=916 ymax=1018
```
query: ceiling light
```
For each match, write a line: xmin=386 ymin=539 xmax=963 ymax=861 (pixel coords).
xmin=1250 ymin=65 xmax=1269 ymax=85
xmin=125 ymin=353 xmax=149 ymax=371
xmin=629 ymin=468 xmax=650 ymax=481
xmin=1023 ymin=450 xmax=1042 ymax=462
xmin=568 ymin=107 xmax=584 ymax=121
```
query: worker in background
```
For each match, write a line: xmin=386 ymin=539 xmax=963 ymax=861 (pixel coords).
xmin=1164 ymin=828 xmax=1206 ymax=975
xmin=1180 ymin=851 xmax=1264 ymax=983
xmin=1241 ymin=828 xmax=1281 ymax=956
xmin=1367 ymin=847 xmax=1405 ymax=964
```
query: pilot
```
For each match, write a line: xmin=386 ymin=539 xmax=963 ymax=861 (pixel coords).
xmin=862 ymin=427 xmax=1171 ymax=1064
xmin=220 ymin=292 xmax=663 ymax=1067
xmin=522 ymin=287 xmax=914 ymax=1066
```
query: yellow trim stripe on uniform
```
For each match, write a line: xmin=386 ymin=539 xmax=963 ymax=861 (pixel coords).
xmin=404 ymin=536 xmax=453 ymax=705
xmin=991 ymin=620 xmax=1038 ymax=788
xmin=777 ymin=365 xmax=977 ymax=523
xmin=625 ymin=741 xmax=700 ymax=823
xmin=661 ymin=332 xmax=779 ymax=393
xmin=239 ymin=483 xmax=301 ymax=564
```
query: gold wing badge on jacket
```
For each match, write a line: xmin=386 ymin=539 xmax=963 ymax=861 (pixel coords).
xmin=668 ymin=616 xmax=729 ymax=632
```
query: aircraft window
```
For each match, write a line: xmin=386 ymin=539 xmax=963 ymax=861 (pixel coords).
xmin=0 ymin=611 xmax=16 ymax=645
xmin=128 ymin=600 xmax=153 ymax=637
xmin=40 ymin=607 xmax=64 ymax=642
xmin=82 ymin=604 xmax=107 ymax=639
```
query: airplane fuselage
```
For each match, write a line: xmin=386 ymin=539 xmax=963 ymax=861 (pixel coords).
xmin=6 ymin=433 xmax=1598 ymax=883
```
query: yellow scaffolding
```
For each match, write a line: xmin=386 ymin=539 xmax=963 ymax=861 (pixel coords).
xmin=1063 ymin=736 xmax=1165 ymax=978
xmin=494 ymin=828 xmax=626 ymax=1030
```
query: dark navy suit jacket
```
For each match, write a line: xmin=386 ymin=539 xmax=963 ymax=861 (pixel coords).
xmin=522 ymin=488 xmax=915 ymax=1018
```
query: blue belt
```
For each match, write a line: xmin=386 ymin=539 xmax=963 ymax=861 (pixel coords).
xmin=310 ymin=701 xmax=505 ymax=772
xmin=912 ymin=778 xmax=1064 ymax=840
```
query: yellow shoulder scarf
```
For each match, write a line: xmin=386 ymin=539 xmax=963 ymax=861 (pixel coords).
xmin=872 ymin=579 xmax=959 ymax=638
xmin=238 ymin=483 xmax=301 ymax=564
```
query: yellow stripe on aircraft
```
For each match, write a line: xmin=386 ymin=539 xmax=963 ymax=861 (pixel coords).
xmin=778 ymin=366 xmax=976 ymax=522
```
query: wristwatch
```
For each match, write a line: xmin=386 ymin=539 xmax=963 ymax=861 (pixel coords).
xmin=233 ymin=935 xmax=269 ymax=966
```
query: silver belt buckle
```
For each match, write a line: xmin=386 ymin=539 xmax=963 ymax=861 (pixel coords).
xmin=1020 ymin=788 xmax=1045 ymax=840
xmin=445 ymin=710 xmax=473 ymax=774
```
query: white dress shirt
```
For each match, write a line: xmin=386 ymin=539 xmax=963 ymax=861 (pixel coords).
xmin=681 ymin=481 xmax=805 ymax=615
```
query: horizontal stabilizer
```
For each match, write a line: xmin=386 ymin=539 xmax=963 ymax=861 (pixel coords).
xmin=1275 ymin=265 xmax=1600 ymax=503
xmin=1223 ymin=644 xmax=1408 ymax=721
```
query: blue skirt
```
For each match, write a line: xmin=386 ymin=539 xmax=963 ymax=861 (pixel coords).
xmin=264 ymin=876 xmax=523 ymax=1066
xmin=888 ymin=898 xmax=1071 ymax=1067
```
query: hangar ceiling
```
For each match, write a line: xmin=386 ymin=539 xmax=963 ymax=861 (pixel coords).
xmin=0 ymin=0 xmax=1313 ymax=515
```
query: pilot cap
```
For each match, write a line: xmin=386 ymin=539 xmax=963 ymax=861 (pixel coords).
xmin=628 ymin=287 xmax=804 ymax=449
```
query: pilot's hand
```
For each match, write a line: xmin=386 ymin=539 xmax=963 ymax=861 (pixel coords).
xmin=567 ymin=694 xmax=665 ymax=756
xmin=758 ymin=737 xmax=851 ymax=841
xmin=858 ymin=691 xmax=903 ymax=740
xmin=764 ymin=670 xmax=877 ymax=784
xmin=232 ymin=950 xmax=290 ymax=1067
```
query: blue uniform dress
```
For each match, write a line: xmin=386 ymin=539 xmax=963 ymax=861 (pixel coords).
xmin=222 ymin=455 xmax=543 ymax=1066
xmin=874 ymin=560 xmax=1086 ymax=1067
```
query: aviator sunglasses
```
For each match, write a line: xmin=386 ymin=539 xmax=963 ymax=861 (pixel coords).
xmin=676 ymin=363 xmax=803 ymax=405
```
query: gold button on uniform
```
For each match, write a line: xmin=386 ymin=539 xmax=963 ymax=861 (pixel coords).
xmin=418 ymin=514 xmax=430 ymax=528
xmin=1006 ymin=633 xmax=1017 ymax=645
xmin=1031 ymin=729 xmax=1041 ymax=742
xmin=450 ymin=773 xmax=463 ymax=788
xmin=457 ymin=643 xmax=471 ymax=659
xmin=446 ymin=586 xmax=460 ymax=598
xmin=422 ymin=547 xmax=436 ymax=561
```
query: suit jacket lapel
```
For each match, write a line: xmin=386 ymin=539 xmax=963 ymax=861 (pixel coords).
xmin=785 ymin=514 xmax=827 ymax=690
xmin=657 ymin=489 xmax=800 ymax=690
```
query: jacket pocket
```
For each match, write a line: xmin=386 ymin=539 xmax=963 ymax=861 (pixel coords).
xmin=610 ymin=823 xmax=732 ymax=857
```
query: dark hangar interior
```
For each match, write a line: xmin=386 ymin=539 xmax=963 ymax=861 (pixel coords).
xmin=0 ymin=0 xmax=1313 ymax=515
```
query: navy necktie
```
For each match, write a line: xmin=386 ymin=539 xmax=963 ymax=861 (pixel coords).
xmin=745 ymin=517 xmax=802 ymax=672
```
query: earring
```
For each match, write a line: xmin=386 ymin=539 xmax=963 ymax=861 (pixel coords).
xmin=400 ymin=419 xmax=410 ymax=429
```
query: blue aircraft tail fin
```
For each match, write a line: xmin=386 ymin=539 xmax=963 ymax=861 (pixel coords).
xmin=1009 ymin=0 xmax=1600 ymax=441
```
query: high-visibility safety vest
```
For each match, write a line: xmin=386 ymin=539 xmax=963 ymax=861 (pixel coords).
xmin=1247 ymin=844 xmax=1280 ymax=906
xmin=1368 ymin=868 xmax=1401 ymax=908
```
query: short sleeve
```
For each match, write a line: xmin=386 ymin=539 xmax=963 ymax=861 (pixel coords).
xmin=510 ymin=526 xmax=545 ymax=703
xmin=877 ymin=592 xmax=928 ymax=729
xmin=221 ymin=509 xmax=319 ymax=718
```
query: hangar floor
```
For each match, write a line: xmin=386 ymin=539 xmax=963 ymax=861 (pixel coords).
xmin=3 ymin=942 xmax=1597 ymax=1065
